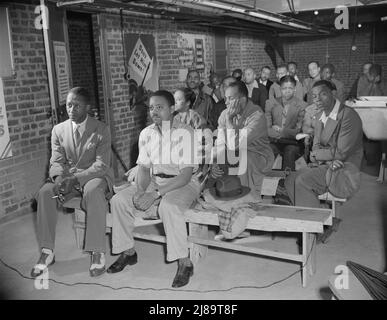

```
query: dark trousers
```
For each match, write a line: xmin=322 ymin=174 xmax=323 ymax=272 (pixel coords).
xmin=284 ymin=165 xmax=329 ymax=208
xmin=270 ymin=142 xmax=301 ymax=171
xmin=36 ymin=178 xmax=108 ymax=253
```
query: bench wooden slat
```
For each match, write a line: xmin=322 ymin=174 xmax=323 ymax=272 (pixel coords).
xmin=188 ymin=236 xmax=303 ymax=262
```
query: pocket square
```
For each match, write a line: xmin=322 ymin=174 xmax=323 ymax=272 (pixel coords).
xmin=86 ymin=142 xmax=96 ymax=150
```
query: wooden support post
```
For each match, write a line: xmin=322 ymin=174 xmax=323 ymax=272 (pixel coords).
xmin=301 ymin=232 xmax=308 ymax=287
xmin=188 ymin=223 xmax=208 ymax=265
xmin=308 ymin=233 xmax=316 ymax=276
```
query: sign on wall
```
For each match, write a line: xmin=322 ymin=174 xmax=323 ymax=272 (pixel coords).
xmin=125 ymin=34 xmax=159 ymax=92
xmin=0 ymin=78 xmax=12 ymax=159
xmin=177 ymin=33 xmax=206 ymax=81
xmin=53 ymin=41 xmax=70 ymax=105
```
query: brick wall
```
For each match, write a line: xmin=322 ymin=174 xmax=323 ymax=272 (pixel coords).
xmin=286 ymin=30 xmax=387 ymax=97
xmin=227 ymin=31 xmax=288 ymax=80
xmin=96 ymin=14 xmax=215 ymax=177
xmin=67 ymin=13 xmax=99 ymax=114
xmin=0 ymin=2 xmax=52 ymax=223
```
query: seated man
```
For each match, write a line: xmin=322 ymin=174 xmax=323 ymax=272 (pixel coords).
xmin=257 ymin=66 xmax=274 ymax=94
xmin=284 ymin=80 xmax=363 ymax=208
xmin=321 ymin=63 xmax=346 ymax=102
xmin=186 ymin=69 xmax=215 ymax=130
xmin=211 ymin=81 xmax=275 ymax=198
xmin=268 ymin=65 xmax=288 ymax=100
xmin=232 ymin=68 xmax=243 ymax=81
xmin=243 ymin=67 xmax=267 ymax=111
xmin=31 ymin=87 xmax=114 ymax=278
xmin=209 ymin=75 xmax=237 ymax=131
xmin=303 ymin=61 xmax=321 ymax=104
xmin=107 ymin=90 xmax=200 ymax=288
xmin=266 ymin=75 xmax=307 ymax=171
xmin=356 ymin=64 xmax=385 ymax=97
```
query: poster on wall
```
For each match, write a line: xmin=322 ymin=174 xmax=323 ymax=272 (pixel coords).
xmin=177 ymin=33 xmax=206 ymax=81
xmin=0 ymin=78 xmax=12 ymax=159
xmin=53 ymin=41 xmax=70 ymax=105
xmin=125 ymin=34 xmax=159 ymax=93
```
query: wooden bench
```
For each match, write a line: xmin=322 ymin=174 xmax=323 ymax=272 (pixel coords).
xmin=185 ymin=203 xmax=332 ymax=287
xmin=63 ymin=198 xmax=332 ymax=287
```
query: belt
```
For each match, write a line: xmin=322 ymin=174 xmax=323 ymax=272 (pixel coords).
xmin=154 ymin=173 xmax=176 ymax=178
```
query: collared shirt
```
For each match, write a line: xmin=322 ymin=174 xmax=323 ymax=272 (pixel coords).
xmin=72 ymin=115 xmax=88 ymax=138
xmin=319 ymin=99 xmax=340 ymax=126
xmin=136 ymin=118 xmax=198 ymax=177
xmin=259 ymin=78 xmax=267 ymax=86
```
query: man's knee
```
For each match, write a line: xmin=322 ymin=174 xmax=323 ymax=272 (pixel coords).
xmin=83 ymin=179 xmax=106 ymax=200
xmin=37 ymin=183 xmax=56 ymax=199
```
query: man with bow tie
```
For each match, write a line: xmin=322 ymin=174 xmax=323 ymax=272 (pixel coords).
xmin=284 ymin=80 xmax=363 ymax=207
xmin=31 ymin=87 xmax=114 ymax=278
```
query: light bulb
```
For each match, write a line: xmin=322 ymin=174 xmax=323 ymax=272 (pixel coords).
xmin=314 ymin=10 xmax=319 ymax=15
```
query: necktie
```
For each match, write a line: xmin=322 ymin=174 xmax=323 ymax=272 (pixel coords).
xmin=74 ymin=126 xmax=81 ymax=147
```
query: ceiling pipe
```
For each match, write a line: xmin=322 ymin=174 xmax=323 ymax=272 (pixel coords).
xmin=57 ymin=0 xmax=94 ymax=7
xmin=156 ymin=0 xmax=328 ymax=33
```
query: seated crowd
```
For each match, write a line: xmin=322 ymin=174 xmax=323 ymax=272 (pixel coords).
xmin=30 ymin=60 xmax=384 ymax=288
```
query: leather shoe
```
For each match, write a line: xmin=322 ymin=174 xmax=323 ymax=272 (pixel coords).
xmin=107 ymin=252 xmax=137 ymax=274
xmin=172 ymin=263 xmax=194 ymax=288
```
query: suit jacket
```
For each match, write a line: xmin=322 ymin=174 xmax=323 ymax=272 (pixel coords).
xmin=265 ymin=96 xmax=307 ymax=139
xmin=312 ymin=103 xmax=363 ymax=169
xmin=217 ymin=100 xmax=274 ymax=164
xmin=251 ymin=84 xmax=268 ymax=111
xmin=49 ymin=117 xmax=114 ymax=193
xmin=192 ymin=90 xmax=215 ymax=130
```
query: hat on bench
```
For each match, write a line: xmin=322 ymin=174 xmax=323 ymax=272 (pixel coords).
xmin=209 ymin=175 xmax=250 ymax=201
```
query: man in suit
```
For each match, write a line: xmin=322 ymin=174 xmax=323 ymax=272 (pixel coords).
xmin=211 ymin=81 xmax=274 ymax=198
xmin=107 ymin=91 xmax=200 ymax=288
xmin=266 ymin=75 xmax=307 ymax=171
xmin=257 ymin=66 xmax=273 ymax=93
xmin=303 ymin=61 xmax=321 ymax=104
xmin=243 ymin=67 xmax=268 ymax=111
xmin=321 ymin=63 xmax=346 ymax=102
xmin=210 ymin=75 xmax=237 ymax=128
xmin=284 ymin=80 xmax=363 ymax=208
xmin=186 ymin=69 xmax=215 ymax=130
xmin=269 ymin=65 xmax=304 ymax=102
xmin=31 ymin=87 xmax=114 ymax=278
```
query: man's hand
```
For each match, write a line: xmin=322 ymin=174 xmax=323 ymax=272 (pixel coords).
xmin=309 ymin=151 xmax=317 ymax=163
xmin=226 ymin=98 xmax=240 ymax=124
xmin=58 ymin=175 xmax=80 ymax=195
xmin=133 ymin=191 xmax=159 ymax=211
xmin=272 ymin=125 xmax=282 ymax=133
xmin=210 ymin=163 xmax=224 ymax=179
xmin=330 ymin=160 xmax=344 ymax=171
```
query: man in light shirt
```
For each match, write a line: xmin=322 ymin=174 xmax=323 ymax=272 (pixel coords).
xmin=31 ymin=87 xmax=114 ymax=278
xmin=258 ymin=66 xmax=273 ymax=94
xmin=284 ymin=80 xmax=363 ymax=207
xmin=303 ymin=61 xmax=321 ymax=104
xmin=107 ymin=90 xmax=200 ymax=288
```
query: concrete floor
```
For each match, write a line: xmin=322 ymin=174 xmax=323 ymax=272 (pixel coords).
xmin=1 ymin=172 xmax=386 ymax=300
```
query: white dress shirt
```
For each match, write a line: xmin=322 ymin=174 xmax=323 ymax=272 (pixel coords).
xmin=319 ymin=99 xmax=340 ymax=126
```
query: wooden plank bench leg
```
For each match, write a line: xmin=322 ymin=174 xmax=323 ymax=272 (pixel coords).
xmin=308 ymin=233 xmax=317 ymax=276
xmin=188 ymin=222 xmax=208 ymax=265
xmin=301 ymin=232 xmax=309 ymax=287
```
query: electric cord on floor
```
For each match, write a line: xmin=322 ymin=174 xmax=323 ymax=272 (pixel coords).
xmin=0 ymin=237 xmax=316 ymax=293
